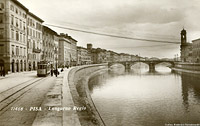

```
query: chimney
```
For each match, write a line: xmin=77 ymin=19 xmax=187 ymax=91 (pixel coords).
xmin=87 ymin=43 xmax=92 ymax=50
xmin=60 ymin=33 xmax=65 ymax=37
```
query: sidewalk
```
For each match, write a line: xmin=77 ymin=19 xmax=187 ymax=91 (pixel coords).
xmin=32 ymin=68 xmax=81 ymax=126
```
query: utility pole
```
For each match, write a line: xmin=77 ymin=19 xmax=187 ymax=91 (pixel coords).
xmin=56 ymin=47 xmax=58 ymax=77
xmin=177 ymin=54 xmax=179 ymax=61
xmin=174 ymin=54 xmax=176 ymax=62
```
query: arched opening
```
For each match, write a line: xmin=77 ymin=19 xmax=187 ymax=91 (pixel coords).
xmin=197 ymin=58 xmax=199 ymax=63
xmin=130 ymin=62 xmax=149 ymax=73
xmin=109 ymin=63 xmax=125 ymax=69
xmin=20 ymin=60 xmax=23 ymax=72
xmin=109 ymin=63 xmax=125 ymax=74
xmin=16 ymin=60 xmax=19 ymax=72
xmin=24 ymin=60 xmax=26 ymax=71
xmin=0 ymin=59 xmax=4 ymax=75
xmin=29 ymin=62 xmax=32 ymax=71
xmin=11 ymin=59 xmax=15 ymax=72
xmin=33 ymin=61 xmax=36 ymax=70
xmin=155 ymin=62 xmax=172 ymax=73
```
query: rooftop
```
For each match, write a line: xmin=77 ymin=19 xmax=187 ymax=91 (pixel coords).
xmin=28 ymin=11 xmax=44 ymax=23
xmin=192 ymin=38 xmax=200 ymax=42
xmin=43 ymin=26 xmax=58 ymax=35
xmin=12 ymin=0 xmax=29 ymax=12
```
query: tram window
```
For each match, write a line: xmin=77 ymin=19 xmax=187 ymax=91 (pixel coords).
xmin=38 ymin=64 xmax=49 ymax=69
xmin=38 ymin=65 xmax=42 ymax=69
xmin=38 ymin=65 xmax=44 ymax=69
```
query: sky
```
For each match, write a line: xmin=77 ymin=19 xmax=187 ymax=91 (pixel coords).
xmin=18 ymin=0 xmax=200 ymax=58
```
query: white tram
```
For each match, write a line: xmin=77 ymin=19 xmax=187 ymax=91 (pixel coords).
xmin=37 ymin=61 xmax=51 ymax=77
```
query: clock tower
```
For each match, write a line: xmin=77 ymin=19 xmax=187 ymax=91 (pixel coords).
xmin=180 ymin=28 xmax=192 ymax=62
xmin=181 ymin=28 xmax=187 ymax=44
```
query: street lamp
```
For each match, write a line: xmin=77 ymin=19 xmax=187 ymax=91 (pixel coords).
xmin=177 ymin=54 xmax=179 ymax=61
xmin=56 ymin=48 xmax=58 ymax=77
xmin=174 ymin=54 xmax=176 ymax=61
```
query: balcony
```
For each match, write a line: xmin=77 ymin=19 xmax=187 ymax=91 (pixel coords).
xmin=33 ymin=48 xmax=41 ymax=53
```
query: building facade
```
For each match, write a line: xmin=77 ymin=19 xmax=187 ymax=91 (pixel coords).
xmin=53 ymin=33 xmax=59 ymax=68
xmin=58 ymin=33 xmax=77 ymax=67
xmin=0 ymin=0 xmax=29 ymax=73
xmin=68 ymin=35 xmax=77 ymax=66
xmin=42 ymin=26 xmax=57 ymax=68
xmin=27 ymin=12 xmax=43 ymax=70
xmin=77 ymin=46 xmax=91 ymax=65
xmin=131 ymin=55 xmax=140 ymax=61
xmin=192 ymin=38 xmax=200 ymax=63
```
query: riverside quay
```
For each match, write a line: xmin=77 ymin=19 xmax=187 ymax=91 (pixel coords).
xmin=1 ymin=0 xmax=200 ymax=126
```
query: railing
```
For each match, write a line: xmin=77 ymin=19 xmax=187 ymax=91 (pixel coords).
xmin=33 ymin=48 xmax=41 ymax=53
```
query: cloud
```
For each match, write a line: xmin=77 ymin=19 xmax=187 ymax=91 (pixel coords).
xmin=85 ymin=5 xmax=185 ymax=27
xmin=18 ymin=0 xmax=200 ymax=58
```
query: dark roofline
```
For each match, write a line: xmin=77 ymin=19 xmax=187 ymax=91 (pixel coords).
xmin=12 ymin=1 xmax=44 ymax=22
xmin=192 ymin=38 xmax=200 ymax=42
xmin=77 ymin=46 xmax=86 ymax=49
xmin=43 ymin=25 xmax=58 ymax=35
xmin=12 ymin=0 xmax=29 ymax=12
xmin=28 ymin=11 xmax=44 ymax=23
xmin=68 ymin=36 xmax=77 ymax=42
xmin=59 ymin=33 xmax=78 ymax=43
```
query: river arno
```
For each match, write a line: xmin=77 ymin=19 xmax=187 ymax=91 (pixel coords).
xmin=88 ymin=64 xmax=200 ymax=126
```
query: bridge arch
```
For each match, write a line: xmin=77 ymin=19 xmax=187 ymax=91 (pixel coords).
xmin=108 ymin=62 xmax=126 ymax=68
xmin=153 ymin=61 xmax=175 ymax=67
xmin=108 ymin=60 xmax=175 ymax=72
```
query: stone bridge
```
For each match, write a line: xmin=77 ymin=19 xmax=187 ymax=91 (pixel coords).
xmin=108 ymin=60 xmax=175 ymax=72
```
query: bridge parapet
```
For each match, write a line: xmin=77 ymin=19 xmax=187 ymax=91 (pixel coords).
xmin=108 ymin=60 xmax=175 ymax=71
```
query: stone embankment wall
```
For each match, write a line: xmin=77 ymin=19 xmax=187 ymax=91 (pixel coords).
xmin=172 ymin=62 xmax=200 ymax=74
xmin=68 ymin=64 xmax=107 ymax=126
xmin=175 ymin=62 xmax=200 ymax=71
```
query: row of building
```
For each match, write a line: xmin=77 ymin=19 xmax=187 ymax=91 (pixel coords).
xmin=0 ymin=0 xmax=141 ymax=74
xmin=180 ymin=29 xmax=200 ymax=63
xmin=77 ymin=44 xmax=141 ymax=66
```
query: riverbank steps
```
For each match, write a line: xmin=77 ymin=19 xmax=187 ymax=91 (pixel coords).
xmin=32 ymin=68 xmax=81 ymax=126
xmin=68 ymin=64 xmax=108 ymax=126
xmin=32 ymin=69 xmax=65 ymax=126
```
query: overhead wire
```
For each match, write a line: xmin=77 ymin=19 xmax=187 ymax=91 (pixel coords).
xmin=109 ymin=44 xmax=179 ymax=49
xmin=48 ymin=21 xmax=180 ymax=40
xmin=45 ymin=23 xmax=180 ymax=44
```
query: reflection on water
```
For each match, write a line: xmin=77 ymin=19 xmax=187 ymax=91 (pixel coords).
xmin=88 ymin=65 xmax=200 ymax=126
xmin=181 ymin=73 xmax=200 ymax=112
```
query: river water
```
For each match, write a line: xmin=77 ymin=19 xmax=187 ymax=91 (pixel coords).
xmin=88 ymin=64 xmax=200 ymax=126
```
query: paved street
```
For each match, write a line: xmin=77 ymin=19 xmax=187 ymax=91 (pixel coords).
xmin=0 ymin=71 xmax=38 ymax=93
xmin=0 ymin=68 xmax=81 ymax=126
xmin=0 ymin=71 xmax=60 ymax=126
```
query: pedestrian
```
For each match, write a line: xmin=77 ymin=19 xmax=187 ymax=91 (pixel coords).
xmin=0 ymin=69 xmax=2 ymax=76
xmin=54 ymin=69 xmax=57 ymax=77
xmin=51 ymin=69 xmax=53 ymax=76
xmin=2 ymin=69 xmax=5 ymax=77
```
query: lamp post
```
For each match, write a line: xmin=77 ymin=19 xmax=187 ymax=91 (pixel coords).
xmin=174 ymin=54 xmax=176 ymax=62
xmin=177 ymin=54 xmax=179 ymax=62
xmin=56 ymin=47 xmax=58 ymax=77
